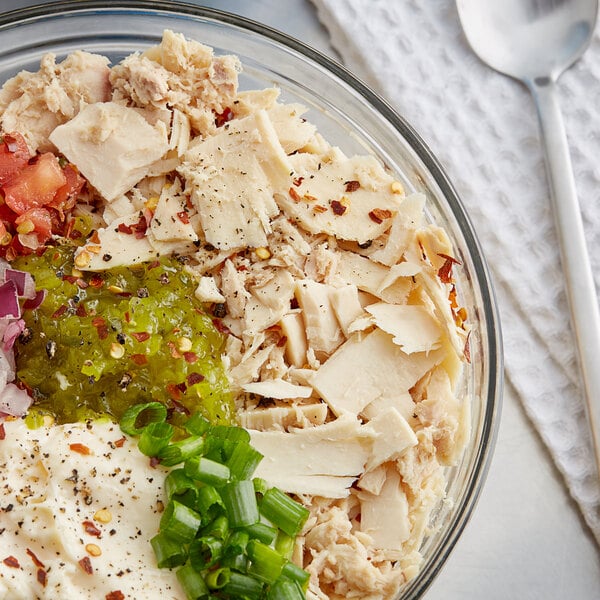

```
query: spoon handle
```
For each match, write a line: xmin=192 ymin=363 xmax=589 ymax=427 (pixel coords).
xmin=530 ymin=78 xmax=600 ymax=477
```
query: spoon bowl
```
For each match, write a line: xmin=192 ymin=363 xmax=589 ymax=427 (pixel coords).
xmin=457 ymin=0 xmax=597 ymax=83
xmin=457 ymin=0 xmax=600 ymax=481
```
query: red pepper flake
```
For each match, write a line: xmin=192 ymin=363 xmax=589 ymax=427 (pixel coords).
xmin=167 ymin=341 xmax=181 ymax=359
xmin=124 ymin=311 xmax=131 ymax=323
xmin=62 ymin=275 xmax=78 ymax=284
xmin=368 ymin=208 xmax=393 ymax=224
xmin=131 ymin=214 xmax=148 ymax=239
xmin=83 ymin=520 xmax=102 ymax=538
xmin=166 ymin=382 xmax=183 ymax=401
xmin=69 ymin=229 xmax=83 ymax=240
xmin=3 ymin=556 xmax=19 ymax=568
xmin=183 ymin=351 xmax=198 ymax=364
xmin=149 ymin=456 xmax=161 ymax=468
xmin=292 ymin=176 xmax=304 ymax=187
xmin=70 ymin=443 xmax=91 ymax=455
xmin=26 ymin=548 xmax=45 ymax=568
xmin=212 ymin=319 xmax=231 ymax=335
xmin=344 ymin=180 xmax=361 ymax=192
xmin=37 ymin=568 xmax=47 ymax=587
xmin=89 ymin=274 xmax=104 ymax=288
xmin=170 ymin=397 xmax=190 ymax=416
xmin=437 ymin=253 xmax=461 ymax=284
xmin=75 ymin=279 xmax=89 ymax=290
xmin=330 ymin=200 xmax=347 ymax=216
xmin=0 ymin=423 xmax=5 ymax=441
xmin=313 ymin=204 xmax=328 ymax=213
xmin=147 ymin=260 xmax=160 ymax=270
xmin=113 ymin=436 xmax=126 ymax=448
xmin=106 ymin=592 xmax=125 ymax=600
xmin=117 ymin=223 xmax=133 ymax=235
xmin=89 ymin=231 xmax=101 ymax=244
xmin=215 ymin=106 xmax=234 ymax=127
xmin=187 ymin=372 xmax=205 ymax=386
xmin=92 ymin=316 xmax=108 ymax=340
xmin=75 ymin=304 xmax=88 ymax=318
xmin=288 ymin=187 xmax=302 ymax=202
xmin=131 ymin=354 xmax=148 ymax=366
xmin=277 ymin=335 xmax=288 ymax=348
xmin=79 ymin=556 xmax=93 ymax=574
xmin=176 ymin=211 xmax=190 ymax=225
xmin=131 ymin=332 xmax=150 ymax=342
xmin=51 ymin=304 xmax=67 ymax=319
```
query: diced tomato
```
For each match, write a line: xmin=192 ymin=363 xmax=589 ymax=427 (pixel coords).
xmin=49 ymin=163 xmax=85 ymax=215
xmin=15 ymin=208 xmax=53 ymax=244
xmin=0 ymin=132 xmax=31 ymax=186
xmin=2 ymin=153 xmax=67 ymax=215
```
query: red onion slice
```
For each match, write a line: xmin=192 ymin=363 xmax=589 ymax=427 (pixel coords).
xmin=5 ymin=268 xmax=36 ymax=299
xmin=2 ymin=319 xmax=25 ymax=352
xmin=23 ymin=289 xmax=46 ymax=310
xmin=0 ymin=382 xmax=32 ymax=417
xmin=0 ymin=280 xmax=21 ymax=319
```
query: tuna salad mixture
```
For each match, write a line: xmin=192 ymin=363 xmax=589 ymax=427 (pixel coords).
xmin=0 ymin=31 xmax=470 ymax=600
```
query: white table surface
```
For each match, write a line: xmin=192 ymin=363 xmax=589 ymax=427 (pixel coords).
xmin=1 ymin=1 xmax=599 ymax=598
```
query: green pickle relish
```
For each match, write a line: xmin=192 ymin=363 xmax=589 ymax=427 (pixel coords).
xmin=13 ymin=244 xmax=234 ymax=425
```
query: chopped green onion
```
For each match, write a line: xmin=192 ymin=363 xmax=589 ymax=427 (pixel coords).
xmin=158 ymin=435 xmax=206 ymax=467
xmin=120 ymin=402 xmax=167 ymax=436
xmin=226 ymin=441 xmax=263 ymax=480
xmin=210 ymin=424 xmax=251 ymax=444
xmin=165 ymin=468 xmax=196 ymax=498
xmin=188 ymin=536 xmax=223 ymax=570
xmin=196 ymin=485 xmax=226 ymax=521
xmin=220 ymin=552 xmax=248 ymax=572
xmin=247 ymin=540 xmax=285 ymax=584
xmin=222 ymin=572 xmax=264 ymax=600
xmin=205 ymin=566 xmax=231 ymax=590
xmin=160 ymin=500 xmax=202 ymax=543
xmin=201 ymin=513 xmax=229 ymax=540
xmin=274 ymin=531 xmax=295 ymax=560
xmin=246 ymin=521 xmax=278 ymax=545
xmin=267 ymin=576 xmax=306 ymax=600
xmin=281 ymin=561 xmax=310 ymax=589
xmin=138 ymin=421 xmax=174 ymax=456
xmin=184 ymin=412 xmax=211 ymax=436
xmin=253 ymin=477 xmax=269 ymax=496
xmin=151 ymin=531 xmax=187 ymax=569
xmin=221 ymin=480 xmax=259 ymax=528
xmin=224 ymin=529 xmax=249 ymax=557
xmin=260 ymin=488 xmax=309 ymax=538
xmin=185 ymin=455 xmax=230 ymax=487
xmin=176 ymin=563 xmax=209 ymax=600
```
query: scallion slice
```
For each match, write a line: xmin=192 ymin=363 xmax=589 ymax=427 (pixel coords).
xmin=151 ymin=531 xmax=187 ymax=569
xmin=196 ymin=484 xmax=226 ymax=521
xmin=222 ymin=572 xmax=264 ymax=600
xmin=188 ymin=536 xmax=223 ymax=570
xmin=221 ymin=480 xmax=259 ymax=528
xmin=205 ymin=566 xmax=231 ymax=590
xmin=226 ymin=441 xmax=263 ymax=481
xmin=184 ymin=412 xmax=211 ymax=436
xmin=246 ymin=521 xmax=278 ymax=545
xmin=185 ymin=455 xmax=230 ymax=487
xmin=260 ymin=488 xmax=309 ymax=538
xmin=176 ymin=563 xmax=209 ymax=600
xmin=281 ymin=561 xmax=310 ymax=588
xmin=267 ymin=576 xmax=306 ymax=600
xmin=120 ymin=401 xmax=167 ymax=436
xmin=158 ymin=435 xmax=206 ymax=467
xmin=165 ymin=468 xmax=196 ymax=498
xmin=138 ymin=421 xmax=174 ymax=456
xmin=247 ymin=540 xmax=285 ymax=584
xmin=160 ymin=500 xmax=202 ymax=543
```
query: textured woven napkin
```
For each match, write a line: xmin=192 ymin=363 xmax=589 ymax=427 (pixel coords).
xmin=310 ymin=0 xmax=600 ymax=543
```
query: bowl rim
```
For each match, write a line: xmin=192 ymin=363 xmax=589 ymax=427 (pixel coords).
xmin=0 ymin=1 xmax=504 ymax=596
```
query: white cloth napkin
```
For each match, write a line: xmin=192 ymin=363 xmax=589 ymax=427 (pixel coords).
xmin=310 ymin=0 xmax=600 ymax=543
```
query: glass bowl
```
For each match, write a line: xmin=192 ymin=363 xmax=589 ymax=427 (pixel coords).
xmin=0 ymin=1 xmax=503 ymax=598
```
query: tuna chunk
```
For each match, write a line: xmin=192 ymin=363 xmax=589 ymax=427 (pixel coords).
xmin=0 ymin=51 xmax=110 ymax=152
xmin=49 ymin=102 xmax=169 ymax=202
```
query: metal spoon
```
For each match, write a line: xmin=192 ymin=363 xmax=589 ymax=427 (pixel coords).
xmin=456 ymin=0 xmax=600 ymax=478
